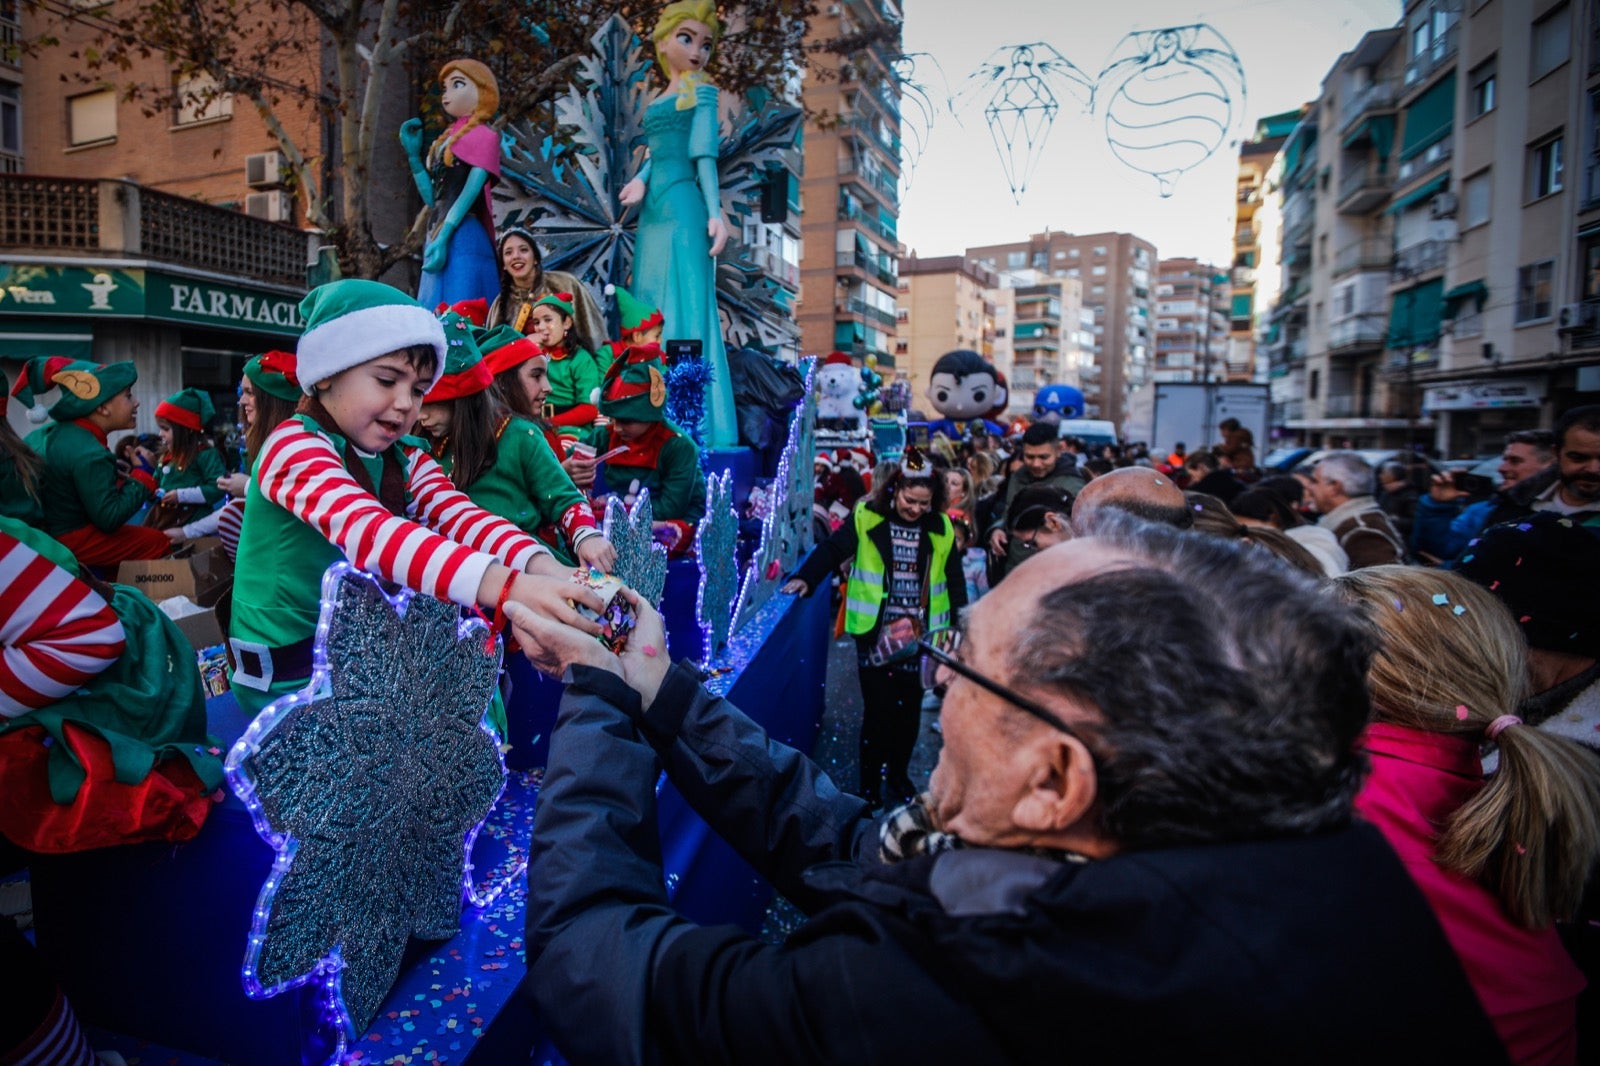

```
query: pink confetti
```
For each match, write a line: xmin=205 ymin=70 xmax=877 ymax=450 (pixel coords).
xmin=641 ymin=644 xmax=659 ymax=658
xmin=1489 ymin=581 xmax=1499 ymax=591
xmin=1515 ymin=557 xmax=1523 ymax=567
xmin=1514 ymin=843 xmax=1527 ymax=855
xmin=766 ymin=560 xmax=781 ymax=579
xmin=1455 ymin=704 xmax=1470 ymax=720
xmin=1520 ymin=615 xmax=1532 ymax=623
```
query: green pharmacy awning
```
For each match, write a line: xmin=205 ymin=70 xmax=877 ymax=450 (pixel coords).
xmin=1386 ymin=173 xmax=1449 ymax=214
xmin=0 ymin=320 xmax=94 ymax=360
xmin=1443 ymin=280 xmax=1488 ymax=318
xmin=1399 ymin=72 xmax=1456 ymax=161
xmin=1387 ymin=278 xmax=1445 ymax=349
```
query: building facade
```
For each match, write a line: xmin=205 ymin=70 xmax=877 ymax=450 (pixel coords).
xmin=1154 ymin=257 xmax=1231 ymax=384
xmin=797 ymin=0 xmax=903 ymax=368
xmin=1230 ymin=112 xmax=1298 ymax=385
xmin=895 ymin=253 xmax=997 ymax=393
xmin=966 ymin=230 xmax=1156 ymax=427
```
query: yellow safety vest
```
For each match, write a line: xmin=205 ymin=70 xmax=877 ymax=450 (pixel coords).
xmin=843 ymin=506 xmax=955 ymax=635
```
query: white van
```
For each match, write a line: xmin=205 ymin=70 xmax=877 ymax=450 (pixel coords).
xmin=1057 ymin=419 xmax=1119 ymax=450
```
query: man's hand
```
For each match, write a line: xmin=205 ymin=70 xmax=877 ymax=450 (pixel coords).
xmin=988 ymin=527 xmax=1008 ymax=557
xmin=576 ymin=535 xmax=617 ymax=574
xmin=613 ymin=589 xmax=670 ymax=709
xmin=502 ymin=572 xmax=606 ymax=638
xmin=1429 ymin=473 xmax=1466 ymax=503
xmin=504 ymin=600 xmax=619 ymax=679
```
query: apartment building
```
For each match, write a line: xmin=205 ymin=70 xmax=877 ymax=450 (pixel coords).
xmin=797 ymin=0 xmax=903 ymax=368
xmin=1154 ymin=257 xmax=1231 ymax=384
xmin=895 ymin=254 xmax=997 ymax=393
xmin=1264 ymin=0 xmax=1598 ymax=455
xmin=1 ymin=1 xmax=21 ymax=173
xmin=966 ymin=231 xmax=1156 ymax=426
xmin=1230 ymin=112 xmax=1298 ymax=385
xmin=986 ymin=270 xmax=1095 ymax=416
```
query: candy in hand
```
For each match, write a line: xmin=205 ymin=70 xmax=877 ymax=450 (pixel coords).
xmin=567 ymin=566 xmax=636 ymax=653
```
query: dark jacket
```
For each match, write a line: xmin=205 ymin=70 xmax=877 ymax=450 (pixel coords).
xmin=521 ymin=663 xmax=1508 ymax=1066
xmin=989 ymin=455 xmax=1085 ymax=576
xmin=790 ymin=503 xmax=968 ymax=643
xmin=1410 ymin=466 xmax=1558 ymax=564
xmin=1191 ymin=468 xmax=1245 ymax=505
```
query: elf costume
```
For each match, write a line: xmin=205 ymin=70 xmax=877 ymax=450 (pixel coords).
xmin=149 ymin=386 xmax=228 ymax=522
xmin=0 ymin=369 xmax=46 ymax=528
xmin=427 ymin=312 xmax=600 ymax=564
xmin=12 ymin=356 xmax=171 ymax=567
xmin=599 ymin=284 xmax=664 ymax=376
xmin=0 ymin=515 xmax=224 ymax=852
xmin=536 ymin=292 xmax=604 ymax=434
xmin=228 ymin=280 xmax=554 ymax=716
xmin=591 ymin=344 xmax=705 ymax=553
xmin=478 ymin=324 xmax=568 ymax=457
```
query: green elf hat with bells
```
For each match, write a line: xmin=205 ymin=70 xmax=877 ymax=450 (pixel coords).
xmin=9 ymin=356 xmax=139 ymax=423
xmin=423 ymin=310 xmax=494 ymax=403
xmin=295 ymin=279 xmax=447 ymax=394
xmin=599 ymin=344 xmax=669 ymax=423
xmin=604 ymin=283 xmax=663 ymax=335
xmin=244 ymin=350 xmax=303 ymax=403
xmin=155 ymin=387 xmax=216 ymax=433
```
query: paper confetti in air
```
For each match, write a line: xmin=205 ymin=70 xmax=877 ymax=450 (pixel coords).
xmin=1455 ymin=704 xmax=1470 ymax=720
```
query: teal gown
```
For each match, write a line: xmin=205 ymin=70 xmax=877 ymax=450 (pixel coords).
xmin=631 ymin=83 xmax=736 ymax=448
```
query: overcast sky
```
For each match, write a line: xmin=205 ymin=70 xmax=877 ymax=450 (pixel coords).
xmin=895 ymin=0 xmax=1400 ymax=266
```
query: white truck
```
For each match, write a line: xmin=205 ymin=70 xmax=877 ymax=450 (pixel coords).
xmin=1124 ymin=382 xmax=1271 ymax=458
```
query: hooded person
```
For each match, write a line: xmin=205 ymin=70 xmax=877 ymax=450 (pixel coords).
xmin=586 ymin=344 xmax=705 ymax=555
xmin=12 ymin=356 xmax=172 ymax=568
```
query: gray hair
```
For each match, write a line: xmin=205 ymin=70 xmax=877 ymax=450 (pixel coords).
xmin=1377 ymin=460 xmax=1408 ymax=482
xmin=1008 ymin=511 xmax=1375 ymax=846
xmin=1316 ymin=451 xmax=1375 ymax=497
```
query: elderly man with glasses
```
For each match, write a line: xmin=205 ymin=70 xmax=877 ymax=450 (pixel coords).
xmin=502 ymin=515 xmax=1503 ymax=1066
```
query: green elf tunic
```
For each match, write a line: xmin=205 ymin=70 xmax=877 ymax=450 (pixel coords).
xmin=545 ymin=345 xmax=604 ymax=435
xmin=27 ymin=420 xmax=155 ymax=538
xmin=438 ymin=415 xmax=600 ymax=566
xmin=158 ymin=447 xmax=228 ymax=507
xmin=228 ymin=412 xmax=548 ymax=719
xmin=590 ymin=420 xmax=706 ymax=552
xmin=0 ymin=461 xmax=45 ymax=528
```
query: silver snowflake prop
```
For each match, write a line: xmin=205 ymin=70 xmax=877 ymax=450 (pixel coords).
xmin=734 ymin=357 xmax=817 ymax=633
xmin=695 ymin=470 xmax=740 ymax=657
xmin=604 ymin=489 xmax=669 ymax=607
xmin=224 ymin=564 xmax=505 ymax=1042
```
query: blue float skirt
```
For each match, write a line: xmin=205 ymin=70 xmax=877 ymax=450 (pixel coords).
xmin=417 ymin=215 xmax=500 ymax=311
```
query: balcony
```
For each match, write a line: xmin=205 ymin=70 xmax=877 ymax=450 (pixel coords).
xmin=837 ymin=296 xmax=897 ymax=330
xmin=1334 ymin=238 xmax=1391 ymax=278
xmin=1403 ymin=26 xmax=1458 ymax=91
xmin=835 ymin=250 xmax=897 ymax=288
xmin=1282 ymin=195 xmax=1315 ymax=248
xmin=1337 ymin=159 xmax=1390 ymax=214
xmin=1328 ymin=315 xmax=1386 ymax=354
xmin=1392 ymin=240 xmax=1448 ymax=282
xmin=1396 ymin=135 xmax=1452 ymax=183
xmin=0 ymin=175 xmax=313 ymax=287
xmin=838 ymin=158 xmax=899 ymax=208
xmin=842 ymin=115 xmax=901 ymax=163
xmin=1339 ymin=80 xmax=1396 ymax=133
xmin=1232 ymin=266 xmax=1256 ymax=286
xmin=837 ymin=199 xmax=897 ymax=244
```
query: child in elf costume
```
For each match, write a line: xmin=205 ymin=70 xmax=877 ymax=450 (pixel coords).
xmin=527 ymin=292 xmax=603 ymax=435
xmin=145 ymin=386 xmax=228 ymax=530
xmin=588 ymin=344 xmax=705 ymax=555
xmin=11 ymin=356 xmax=172 ymax=567
xmin=227 ymin=280 xmax=605 ymax=716
xmin=418 ymin=311 xmax=615 ymax=571
xmin=599 ymin=284 xmax=664 ymax=373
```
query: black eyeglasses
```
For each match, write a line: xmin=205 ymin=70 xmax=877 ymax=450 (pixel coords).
xmin=916 ymin=628 xmax=1082 ymax=739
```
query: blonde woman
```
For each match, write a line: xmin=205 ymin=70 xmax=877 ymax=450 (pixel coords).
xmin=400 ymin=58 xmax=502 ymax=309
xmin=1334 ymin=566 xmax=1599 ymax=1065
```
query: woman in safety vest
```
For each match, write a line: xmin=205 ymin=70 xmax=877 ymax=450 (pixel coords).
xmin=783 ymin=449 xmax=967 ymax=808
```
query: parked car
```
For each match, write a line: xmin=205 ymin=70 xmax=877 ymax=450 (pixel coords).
xmin=1262 ymin=447 xmax=1314 ymax=472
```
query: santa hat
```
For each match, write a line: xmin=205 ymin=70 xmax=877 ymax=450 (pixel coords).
xmin=823 ymin=351 xmax=854 ymax=368
xmin=846 ymin=446 xmax=873 ymax=471
xmin=604 ymin=283 xmax=663 ymax=336
xmin=423 ymin=310 xmax=494 ymax=404
xmin=245 ymin=350 xmax=302 ymax=403
xmin=599 ymin=345 xmax=669 ymax=423
xmin=10 ymin=356 xmax=138 ymax=423
xmin=295 ymin=279 xmax=446 ymax=394
xmin=476 ymin=323 xmax=545 ymax=377
xmin=813 ymin=451 xmax=837 ymax=471
xmin=434 ymin=297 xmax=489 ymax=328
xmin=155 ymin=387 xmax=216 ymax=433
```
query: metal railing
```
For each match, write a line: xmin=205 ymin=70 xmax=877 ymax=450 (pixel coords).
xmin=1397 ymin=134 xmax=1452 ymax=183
xmin=1340 ymin=80 xmax=1396 ymax=131
xmin=1404 ymin=25 xmax=1458 ymax=89
xmin=1392 ymin=239 xmax=1448 ymax=281
xmin=1338 ymin=159 xmax=1388 ymax=204
xmin=0 ymin=174 xmax=313 ymax=287
xmin=1334 ymin=238 xmax=1391 ymax=278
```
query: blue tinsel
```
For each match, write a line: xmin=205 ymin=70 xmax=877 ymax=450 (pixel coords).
xmin=665 ymin=355 xmax=711 ymax=466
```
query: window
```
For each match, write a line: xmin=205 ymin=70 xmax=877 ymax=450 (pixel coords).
xmin=173 ymin=72 xmax=232 ymax=126
xmin=1309 ymin=369 xmax=1320 ymax=401
xmin=1068 ymin=248 xmax=1080 ymax=258
xmin=1530 ymin=4 xmax=1570 ymax=81
xmin=0 ymin=82 xmax=19 ymax=158
xmin=1587 ymin=90 xmax=1600 ymax=206
xmin=1007 ymin=251 xmax=1026 ymax=269
xmin=1334 ymin=284 xmax=1355 ymax=319
xmin=1515 ymin=259 xmax=1554 ymax=322
xmin=68 ymin=90 xmax=116 ymax=146
xmin=1462 ymin=169 xmax=1491 ymax=227
xmin=1092 ymin=245 xmax=1107 ymax=256
xmin=1469 ymin=58 xmax=1496 ymax=117
xmin=1091 ymin=265 xmax=1107 ymax=276
xmin=1529 ymin=136 xmax=1564 ymax=199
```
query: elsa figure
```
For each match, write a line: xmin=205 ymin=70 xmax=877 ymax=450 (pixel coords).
xmin=618 ymin=0 xmax=737 ymax=449
xmin=400 ymin=59 xmax=503 ymax=310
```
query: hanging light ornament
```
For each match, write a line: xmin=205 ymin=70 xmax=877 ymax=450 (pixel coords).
xmin=957 ymin=42 xmax=1094 ymax=204
xmin=890 ymin=51 xmax=951 ymax=192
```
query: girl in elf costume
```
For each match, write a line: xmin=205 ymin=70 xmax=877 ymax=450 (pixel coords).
xmin=0 ymin=368 xmax=46 ymax=528
xmin=600 ymin=284 xmax=665 ymax=369
xmin=527 ymin=292 xmax=604 ymax=434
xmin=144 ymin=386 xmax=228 ymax=530
xmin=417 ymin=310 xmax=616 ymax=571
xmin=227 ymin=279 xmax=605 ymax=717
xmin=11 ymin=356 xmax=172 ymax=568
xmin=588 ymin=344 xmax=705 ymax=555
xmin=480 ymin=323 xmax=603 ymax=495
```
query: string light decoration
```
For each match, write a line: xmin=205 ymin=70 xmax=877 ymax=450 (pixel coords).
xmin=734 ymin=357 xmax=817 ymax=633
xmin=956 ymin=43 xmax=1094 ymax=203
xmin=891 ymin=52 xmax=952 ymax=192
xmin=603 ymin=489 xmax=669 ymax=607
xmin=694 ymin=470 xmax=740 ymax=658
xmin=223 ymin=564 xmax=506 ymax=1049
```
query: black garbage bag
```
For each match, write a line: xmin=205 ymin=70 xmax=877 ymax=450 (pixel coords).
xmin=728 ymin=347 xmax=805 ymax=454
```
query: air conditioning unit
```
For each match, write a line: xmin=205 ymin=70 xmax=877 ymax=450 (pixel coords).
xmin=245 ymin=150 xmax=285 ymax=189
xmin=1557 ymin=302 xmax=1598 ymax=332
xmin=244 ymin=190 xmax=294 ymax=223
xmin=1428 ymin=191 xmax=1458 ymax=219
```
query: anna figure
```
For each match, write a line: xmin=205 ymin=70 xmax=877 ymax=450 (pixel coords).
xmin=618 ymin=0 xmax=736 ymax=449
xmin=401 ymin=59 xmax=503 ymax=310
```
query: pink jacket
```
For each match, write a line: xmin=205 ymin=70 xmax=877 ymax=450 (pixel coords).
xmin=1356 ymin=722 xmax=1583 ymax=1065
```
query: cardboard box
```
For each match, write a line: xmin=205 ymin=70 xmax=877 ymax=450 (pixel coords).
xmin=174 ymin=608 xmax=225 ymax=652
xmin=118 ymin=545 xmax=234 ymax=608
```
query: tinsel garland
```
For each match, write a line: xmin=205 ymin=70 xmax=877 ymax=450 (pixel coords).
xmin=665 ymin=354 xmax=711 ymax=468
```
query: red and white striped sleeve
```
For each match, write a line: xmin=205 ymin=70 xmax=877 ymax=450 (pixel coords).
xmin=255 ymin=422 xmax=545 ymax=608
xmin=0 ymin=531 xmax=127 ymax=717
xmin=403 ymin=449 xmax=544 ymax=572
xmin=216 ymin=497 xmax=246 ymax=561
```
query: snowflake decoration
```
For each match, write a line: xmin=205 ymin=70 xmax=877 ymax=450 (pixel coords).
xmin=734 ymin=357 xmax=816 ymax=633
xmin=695 ymin=470 xmax=740 ymax=657
xmin=224 ymin=564 xmax=505 ymax=1044
xmin=604 ymin=489 xmax=668 ymax=607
